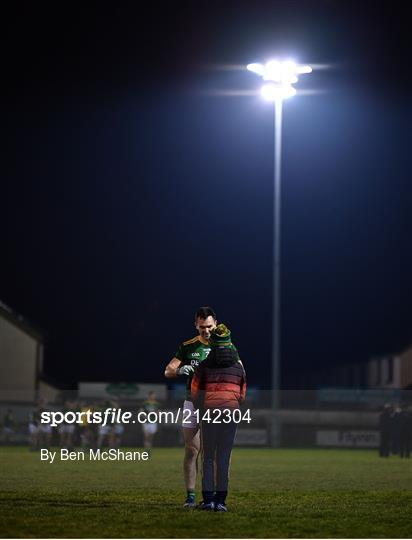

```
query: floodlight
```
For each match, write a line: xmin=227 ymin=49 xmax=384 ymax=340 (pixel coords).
xmin=246 ymin=63 xmax=265 ymax=76
xmin=248 ymin=59 xmax=312 ymax=100
xmin=261 ymin=83 xmax=296 ymax=101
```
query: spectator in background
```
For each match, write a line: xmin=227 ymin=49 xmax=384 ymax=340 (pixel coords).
xmin=391 ymin=405 xmax=403 ymax=455
xmin=97 ymin=401 xmax=112 ymax=450
xmin=140 ymin=391 xmax=161 ymax=452
xmin=2 ymin=409 xmax=16 ymax=444
xmin=79 ymin=402 xmax=96 ymax=449
xmin=399 ymin=404 xmax=412 ymax=459
xmin=59 ymin=400 xmax=76 ymax=451
xmin=28 ymin=408 xmax=39 ymax=451
xmin=109 ymin=400 xmax=124 ymax=449
xmin=38 ymin=405 xmax=53 ymax=449
xmin=378 ymin=403 xmax=392 ymax=457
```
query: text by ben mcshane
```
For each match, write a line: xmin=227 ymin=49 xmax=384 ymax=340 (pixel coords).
xmin=40 ymin=448 xmax=150 ymax=463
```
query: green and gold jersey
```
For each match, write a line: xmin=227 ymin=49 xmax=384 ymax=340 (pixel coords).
xmin=141 ymin=399 xmax=161 ymax=414
xmin=175 ymin=335 xmax=211 ymax=400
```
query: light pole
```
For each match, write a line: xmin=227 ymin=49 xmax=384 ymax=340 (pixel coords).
xmin=247 ymin=60 xmax=312 ymax=447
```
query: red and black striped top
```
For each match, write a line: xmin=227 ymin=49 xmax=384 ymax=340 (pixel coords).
xmin=191 ymin=347 xmax=246 ymax=410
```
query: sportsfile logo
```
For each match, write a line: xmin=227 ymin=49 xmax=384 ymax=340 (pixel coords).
xmin=39 ymin=407 xmax=253 ymax=427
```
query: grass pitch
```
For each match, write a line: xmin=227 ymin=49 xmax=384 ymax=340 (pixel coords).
xmin=0 ymin=446 xmax=411 ymax=538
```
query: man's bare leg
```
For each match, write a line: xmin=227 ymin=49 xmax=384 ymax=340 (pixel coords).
xmin=183 ymin=427 xmax=200 ymax=506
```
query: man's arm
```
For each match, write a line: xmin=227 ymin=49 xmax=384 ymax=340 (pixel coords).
xmin=164 ymin=358 xmax=182 ymax=378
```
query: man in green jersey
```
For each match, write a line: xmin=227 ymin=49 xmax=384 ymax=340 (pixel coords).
xmin=140 ymin=391 xmax=161 ymax=450
xmin=164 ymin=306 xmax=217 ymax=508
xmin=2 ymin=409 xmax=16 ymax=444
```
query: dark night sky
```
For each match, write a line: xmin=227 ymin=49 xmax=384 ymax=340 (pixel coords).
xmin=2 ymin=1 xmax=411 ymax=388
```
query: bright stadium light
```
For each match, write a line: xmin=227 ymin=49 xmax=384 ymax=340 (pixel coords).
xmin=247 ymin=59 xmax=312 ymax=100
xmin=246 ymin=62 xmax=266 ymax=76
xmin=296 ymin=64 xmax=313 ymax=74
xmin=261 ymin=83 xmax=296 ymax=101
xmin=247 ymin=59 xmax=312 ymax=448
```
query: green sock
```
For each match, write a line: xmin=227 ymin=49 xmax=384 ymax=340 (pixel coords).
xmin=187 ymin=490 xmax=195 ymax=500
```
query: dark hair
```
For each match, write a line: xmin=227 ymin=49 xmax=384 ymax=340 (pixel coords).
xmin=195 ymin=306 xmax=217 ymax=321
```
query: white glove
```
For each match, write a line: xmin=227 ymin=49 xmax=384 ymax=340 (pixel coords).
xmin=177 ymin=365 xmax=194 ymax=376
